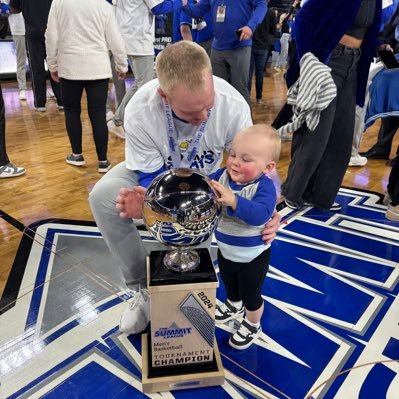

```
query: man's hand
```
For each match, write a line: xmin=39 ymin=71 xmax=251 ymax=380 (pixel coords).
xmin=51 ymin=71 xmax=60 ymax=83
xmin=377 ymin=43 xmax=393 ymax=52
xmin=117 ymin=71 xmax=126 ymax=80
xmin=116 ymin=186 xmax=146 ymax=219
xmin=210 ymin=180 xmax=237 ymax=210
xmin=237 ymin=26 xmax=253 ymax=41
xmin=261 ymin=209 xmax=281 ymax=244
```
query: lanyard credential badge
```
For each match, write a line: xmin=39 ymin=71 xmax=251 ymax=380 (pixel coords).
xmin=163 ymin=100 xmax=211 ymax=169
xmin=216 ymin=5 xmax=226 ymax=23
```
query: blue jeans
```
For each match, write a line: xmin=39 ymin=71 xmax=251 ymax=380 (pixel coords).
xmin=248 ymin=48 xmax=269 ymax=100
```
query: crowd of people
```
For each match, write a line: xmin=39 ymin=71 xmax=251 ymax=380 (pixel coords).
xmin=1 ymin=0 xmax=399 ymax=349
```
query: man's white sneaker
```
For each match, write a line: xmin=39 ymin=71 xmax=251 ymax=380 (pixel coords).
xmin=107 ymin=120 xmax=125 ymax=139
xmin=0 ymin=162 xmax=26 ymax=178
xmin=349 ymin=154 xmax=367 ymax=167
xmin=35 ymin=106 xmax=46 ymax=112
xmin=119 ymin=289 xmax=150 ymax=334
xmin=19 ymin=90 xmax=27 ymax=100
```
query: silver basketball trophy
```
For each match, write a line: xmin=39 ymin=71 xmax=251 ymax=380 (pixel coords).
xmin=143 ymin=168 xmax=221 ymax=272
xmin=141 ymin=169 xmax=225 ymax=393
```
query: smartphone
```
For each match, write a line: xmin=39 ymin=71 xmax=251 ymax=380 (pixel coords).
xmin=236 ymin=29 xmax=241 ymax=38
xmin=378 ymin=50 xmax=399 ymax=69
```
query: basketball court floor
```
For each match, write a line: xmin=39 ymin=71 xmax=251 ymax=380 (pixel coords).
xmin=1 ymin=187 xmax=398 ymax=399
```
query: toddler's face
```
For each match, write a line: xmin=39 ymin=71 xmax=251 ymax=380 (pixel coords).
xmin=226 ymin=134 xmax=275 ymax=184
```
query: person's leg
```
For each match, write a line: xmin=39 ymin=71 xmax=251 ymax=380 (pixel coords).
xmin=227 ymin=46 xmax=252 ymax=105
xmin=89 ymin=162 xmax=151 ymax=290
xmin=85 ymin=79 xmax=109 ymax=161
xmin=281 ymin=97 xmax=338 ymax=208
xmin=110 ymin=54 xmax=126 ymax=109
xmin=248 ymin=50 xmax=255 ymax=95
xmin=13 ymin=35 xmax=27 ymax=92
xmin=210 ymin=48 xmax=229 ymax=82
xmin=365 ymin=117 xmax=399 ymax=158
xmin=254 ymin=49 xmax=268 ymax=101
xmin=0 ymin=84 xmax=9 ymax=166
xmin=113 ymin=55 xmax=153 ymax=126
xmin=198 ymin=39 xmax=212 ymax=56
xmin=60 ymin=79 xmax=84 ymax=155
xmin=385 ymin=156 xmax=399 ymax=220
xmin=306 ymin=49 xmax=359 ymax=209
xmin=25 ymin=35 xmax=47 ymax=108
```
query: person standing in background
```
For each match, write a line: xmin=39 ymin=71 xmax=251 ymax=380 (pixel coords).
xmin=248 ymin=0 xmax=276 ymax=105
xmin=9 ymin=0 xmax=63 ymax=112
xmin=183 ymin=0 xmax=267 ymax=106
xmin=45 ymin=0 xmax=128 ymax=173
xmin=5 ymin=0 xmax=27 ymax=101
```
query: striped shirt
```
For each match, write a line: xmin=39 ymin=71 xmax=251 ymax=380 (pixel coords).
xmin=279 ymin=52 xmax=337 ymax=135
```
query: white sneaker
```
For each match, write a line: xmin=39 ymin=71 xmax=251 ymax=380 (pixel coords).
xmin=349 ymin=154 xmax=367 ymax=167
xmin=119 ymin=289 xmax=150 ymax=334
xmin=0 ymin=162 xmax=26 ymax=178
xmin=106 ymin=110 xmax=115 ymax=122
xmin=47 ymin=89 xmax=55 ymax=98
xmin=19 ymin=90 xmax=27 ymax=100
xmin=107 ymin=120 xmax=125 ymax=139
xmin=35 ymin=106 xmax=46 ymax=112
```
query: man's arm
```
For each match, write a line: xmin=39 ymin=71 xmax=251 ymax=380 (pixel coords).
xmin=181 ymin=24 xmax=193 ymax=40
xmin=182 ymin=0 xmax=210 ymax=19
xmin=149 ymin=0 xmax=187 ymax=16
xmin=245 ymin=0 xmax=267 ymax=34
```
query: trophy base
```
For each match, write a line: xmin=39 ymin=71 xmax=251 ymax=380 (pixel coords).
xmin=163 ymin=249 xmax=200 ymax=272
xmin=141 ymin=334 xmax=224 ymax=393
xmin=149 ymin=248 xmax=218 ymax=286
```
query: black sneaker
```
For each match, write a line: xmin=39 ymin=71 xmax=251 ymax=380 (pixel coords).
xmin=215 ymin=301 xmax=244 ymax=323
xmin=98 ymin=160 xmax=111 ymax=173
xmin=229 ymin=319 xmax=261 ymax=350
xmin=66 ymin=154 xmax=86 ymax=166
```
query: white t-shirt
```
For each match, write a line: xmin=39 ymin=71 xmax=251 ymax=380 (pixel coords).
xmin=125 ymin=76 xmax=253 ymax=176
xmin=115 ymin=0 xmax=162 ymax=56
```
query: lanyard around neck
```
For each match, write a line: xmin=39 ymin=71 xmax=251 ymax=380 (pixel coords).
xmin=163 ymin=99 xmax=211 ymax=168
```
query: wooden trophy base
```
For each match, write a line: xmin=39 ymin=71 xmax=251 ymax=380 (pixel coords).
xmin=141 ymin=334 xmax=225 ymax=393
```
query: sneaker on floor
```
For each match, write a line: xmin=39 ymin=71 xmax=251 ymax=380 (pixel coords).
xmin=229 ymin=319 xmax=261 ymax=350
xmin=47 ymin=89 xmax=55 ymax=98
xmin=107 ymin=120 xmax=125 ymax=139
xmin=256 ymin=98 xmax=265 ymax=105
xmin=19 ymin=90 xmax=27 ymax=101
xmin=0 ymin=162 xmax=26 ymax=178
xmin=119 ymin=289 xmax=150 ymax=334
xmin=386 ymin=203 xmax=399 ymax=221
xmin=98 ymin=160 xmax=111 ymax=173
xmin=106 ymin=110 xmax=115 ymax=122
xmin=349 ymin=154 xmax=367 ymax=167
xmin=57 ymin=105 xmax=64 ymax=110
xmin=284 ymin=198 xmax=301 ymax=210
xmin=383 ymin=192 xmax=392 ymax=206
xmin=329 ymin=202 xmax=342 ymax=211
xmin=66 ymin=154 xmax=86 ymax=166
xmin=215 ymin=300 xmax=244 ymax=323
xmin=35 ymin=106 xmax=46 ymax=112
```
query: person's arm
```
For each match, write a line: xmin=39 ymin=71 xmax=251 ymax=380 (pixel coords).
xmin=182 ymin=0 xmax=210 ymax=19
xmin=149 ymin=0 xmax=187 ymax=16
xmin=181 ymin=24 xmax=193 ymax=40
xmin=105 ymin=7 xmax=128 ymax=75
xmin=137 ymin=165 xmax=167 ymax=188
xmin=245 ymin=0 xmax=267 ymax=33
xmin=44 ymin=0 xmax=59 ymax=78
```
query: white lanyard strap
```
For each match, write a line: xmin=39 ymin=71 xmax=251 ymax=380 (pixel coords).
xmin=163 ymin=100 xmax=211 ymax=168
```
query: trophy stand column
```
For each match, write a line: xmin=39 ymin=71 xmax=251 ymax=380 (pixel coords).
xmin=141 ymin=248 xmax=225 ymax=393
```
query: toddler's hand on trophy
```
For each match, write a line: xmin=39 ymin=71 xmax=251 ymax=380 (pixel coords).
xmin=261 ymin=209 xmax=281 ymax=244
xmin=210 ymin=180 xmax=237 ymax=209
xmin=116 ymin=186 xmax=146 ymax=219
